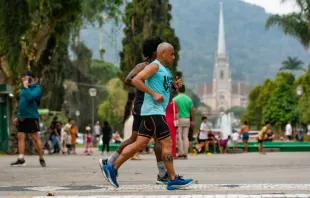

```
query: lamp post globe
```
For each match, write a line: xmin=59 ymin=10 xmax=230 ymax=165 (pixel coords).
xmin=89 ymin=88 xmax=97 ymax=97
xmin=296 ymin=86 xmax=303 ymax=96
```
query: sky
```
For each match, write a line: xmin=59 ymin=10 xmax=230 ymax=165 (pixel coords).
xmin=241 ymin=0 xmax=299 ymax=14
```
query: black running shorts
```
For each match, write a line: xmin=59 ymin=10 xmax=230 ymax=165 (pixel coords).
xmin=138 ymin=115 xmax=170 ymax=140
xmin=16 ymin=118 xmax=40 ymax=133
xmin=132 ymin=115 xmax=142 ymax=132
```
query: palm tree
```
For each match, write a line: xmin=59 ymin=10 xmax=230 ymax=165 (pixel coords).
xmin=265 ymin=0 xmax=310 ymax=52
xmin=279 ymin=56 xmax=305 ymax=72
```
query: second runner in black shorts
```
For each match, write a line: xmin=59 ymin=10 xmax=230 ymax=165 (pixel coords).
xmin=132 ymin=115 xmax=143 ymax=132
xmin=138 ymin=115 xmax=170 ymax=140
xmin=132 ymin=89 xmax=144 ymax=132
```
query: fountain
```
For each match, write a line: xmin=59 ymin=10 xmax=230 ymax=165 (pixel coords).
xmin=217 ymin=112 xmax=233 ymax=139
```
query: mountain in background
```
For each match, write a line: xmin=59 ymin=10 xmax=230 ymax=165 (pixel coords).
xmin=79 ymin=0 xmax=310 ymax=88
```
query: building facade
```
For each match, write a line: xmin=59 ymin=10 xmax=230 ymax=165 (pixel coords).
xmin=196 ymin=2 xmax=249 ymax=113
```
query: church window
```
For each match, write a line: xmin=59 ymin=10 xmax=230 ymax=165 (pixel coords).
xmin=220 ymin=70 xmax=224 ymax=79
xmin=220 ymin=95 xmax=225 ymax=100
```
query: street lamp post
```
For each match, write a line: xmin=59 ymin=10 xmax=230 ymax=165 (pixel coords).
xmin=75 ymin=110 xmax=80 ymax=128
xmin=296 ymin=85 xmax=303 ymax=132
xmin=89 ymin=88 xmax=97 ymax=128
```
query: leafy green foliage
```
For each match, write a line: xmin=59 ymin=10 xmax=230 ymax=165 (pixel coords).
xmin=274 ymin=72 xmax=296 ymax=85
xmin=81 ymin=0 xmax=123 ymax=25
xmin=262 ymin=83 xmax=299 ymax=126
xmin=280 ymin=56 xmax=305 ymax=72
xmin=64 ymin=42 xmax=119 ymax=128
xmin=119 ymin=0 xmax=181 ymax=80
xmin=243 ymin=71 xmax=302 ymax=129
xmin=0 ymin=0 xmax=30 ymax=75
xmin=266 ymin=3 xmax=309 ymax=48
xmin=98 ymin=78 xmax=128 ymax=131
xmin=297 ymin=64 xmax=310 ymax=124
xmin=256 ymin=79 xmax=277 ymax=109
xmin=89 ymin=60 xmax=119 ymax=84
xmin=242 ymin=85 xmax=263 ymax=129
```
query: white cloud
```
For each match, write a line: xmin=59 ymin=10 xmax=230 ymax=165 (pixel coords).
xmin=241 ymin=0 xmax=299 ymax=14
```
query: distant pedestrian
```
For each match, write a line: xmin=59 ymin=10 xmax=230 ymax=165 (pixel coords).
xmin=219 ymin=135 xmax=231 ymax=154
xmin=174 ymin=85 xmax=195 ymax=159
xmin=66 ymin=129 xmax=72 ymax=154
xmin=11 ymin=71 xmax=46 ymax=167
xmin=102 ymin=121 xmax=112 ymax=154
xmin=307 ymin=124 xmax=310 ymax=141
xmin=64 ymin=118 xmax=73 ymax=149
xmin=50 ymin=116 xmax=65 ymax=155
xmin=195 ymin=116 xmax=211 ymax=153
xmin=231 ymin=131 xmax=239 ymax=150
xmin=94 ymin=121 xmax=102 ymax=145
xmin=84 ymin=126 xmax=93 ymax=154
xmin=258 ymin=121 xmax=271 ymax=155
xmin=240 ymin=121 xmax=249 ymax=152
xmin=285 ymin=121 xmax=292 ymax=141
xmin=69 ymin=122 xmax=78 ymax=154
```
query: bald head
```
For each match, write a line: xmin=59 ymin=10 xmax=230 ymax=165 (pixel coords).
xmin=157 ymin=42 xmax=174 ymax=54
xmin=156 ymin=42 xmax=175 ymax=66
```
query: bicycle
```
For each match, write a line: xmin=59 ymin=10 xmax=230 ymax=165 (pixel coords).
xmin=1 ymin=133 xmax=37 ymax=155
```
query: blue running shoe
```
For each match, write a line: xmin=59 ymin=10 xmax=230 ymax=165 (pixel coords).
xmin=103 ymin=164 xmax=119 ymax=188
xmin=156 ymin=171 xmax=169 ymax=185
xmin=98 ymin=159 xmax=108 ymax=181
xmin=167 ymin=175 xmax=193 ymax=190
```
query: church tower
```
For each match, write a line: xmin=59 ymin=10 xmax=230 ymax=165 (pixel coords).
xmin=196 ymin=1 xmax=249 ymax=112
xmin=212 ymin=1 xmax=232 ymax=112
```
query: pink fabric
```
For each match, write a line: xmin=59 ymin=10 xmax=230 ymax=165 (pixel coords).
xmin=166 ymin=100 xmax=178 ymax=158
xmin=86 ymin=136 xmax=92 ymax=147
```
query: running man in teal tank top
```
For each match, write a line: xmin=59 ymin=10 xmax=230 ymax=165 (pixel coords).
xmin=101 ymin=43 xmax=193 ymax=190
xmin=140 ymin=59 xmax=173 ymax=116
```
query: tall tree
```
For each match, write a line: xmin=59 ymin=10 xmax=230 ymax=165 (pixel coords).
xmin=265 ymin=0 xmax=310 ymax=51
xmin=296 ymin=64 xmax=310 ymax=124
xmin=279 ymin=56 xmax=305 ymax=72
xmin=242 ymin=72 xmax=298 ymax=129
xmin=275 ymin=71 xmax=296 ymax=85
xmin=242 ymin=85 xmax=263 ymax=129
xmin=119 ymin=0 xmax=181 ymax=81
xmin=0 ymin=0 xmax=83 ymax=124
xmin=0 ymin=0 xmax=124 ymax=134
xmin=262 ymin=83 xmax=299 ymax=128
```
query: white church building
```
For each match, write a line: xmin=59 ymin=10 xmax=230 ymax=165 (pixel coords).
xmin=196 ymin=2 xmax=249 ymax=113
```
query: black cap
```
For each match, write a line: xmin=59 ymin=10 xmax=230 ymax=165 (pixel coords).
xmin=20 ymin=70 xmax=34 ymax=78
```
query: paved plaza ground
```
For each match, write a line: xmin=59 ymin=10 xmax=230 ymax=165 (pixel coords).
xmin=1 ymin=149 xmax=310 ymax=197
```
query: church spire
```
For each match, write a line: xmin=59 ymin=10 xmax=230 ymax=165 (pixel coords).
xmin=217 ymin=1 xmax=226 ymax=55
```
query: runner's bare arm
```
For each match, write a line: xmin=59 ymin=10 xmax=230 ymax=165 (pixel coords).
xmin=124 ymin=62 xmax=148 ymax=87
xmin=132 ymin=63 xmax=159 ymax=96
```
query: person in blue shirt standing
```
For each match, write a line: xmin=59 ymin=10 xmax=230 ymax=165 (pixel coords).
xmin=100 ymin=43 xmax=193 ymax=190
xmin=10 ymin=71 xmax=46 ymax=167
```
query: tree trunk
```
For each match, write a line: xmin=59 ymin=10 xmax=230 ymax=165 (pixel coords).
xmin=33 ymin=23 xmax=55 ymax=66
xmin=0 ymin=56 xmax=11 ymax=83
